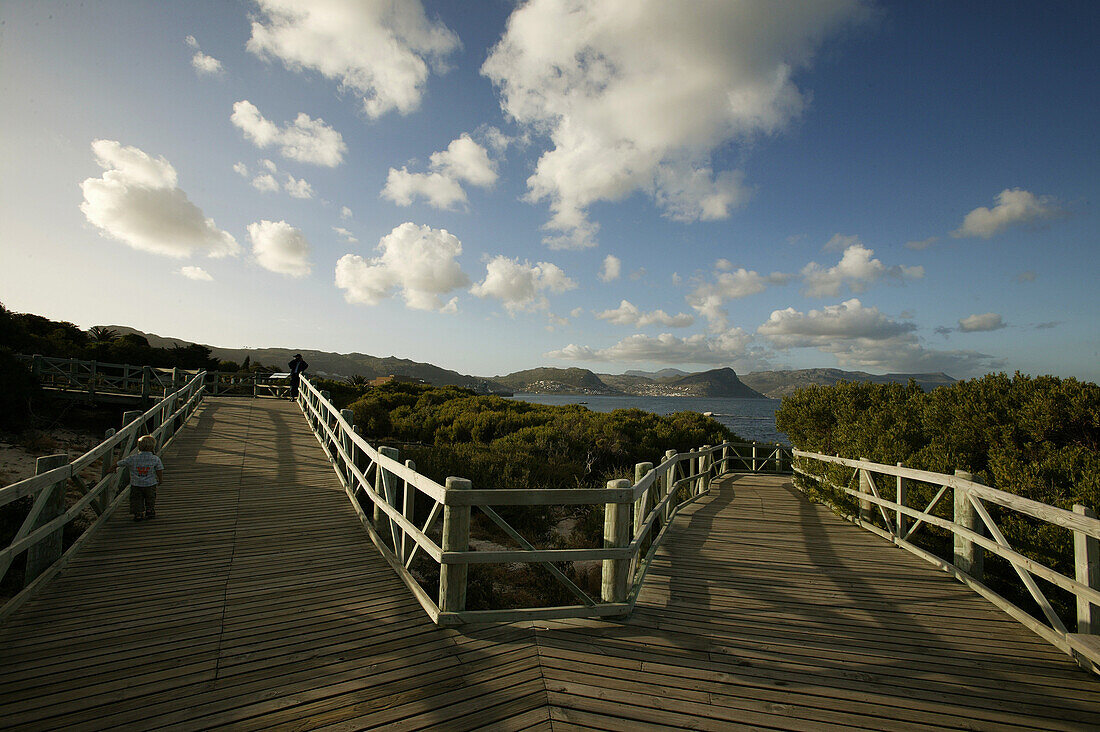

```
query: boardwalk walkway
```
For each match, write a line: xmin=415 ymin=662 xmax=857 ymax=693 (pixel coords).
xmin=1 ymin=397 xmax=1096 ymax=730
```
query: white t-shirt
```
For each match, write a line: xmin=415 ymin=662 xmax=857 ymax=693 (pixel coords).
xmin=119 ymin=451 xmax=163 ymax=487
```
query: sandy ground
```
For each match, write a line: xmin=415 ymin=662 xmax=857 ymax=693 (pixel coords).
xmin=0 ymin=429 xmax=104 ymax=487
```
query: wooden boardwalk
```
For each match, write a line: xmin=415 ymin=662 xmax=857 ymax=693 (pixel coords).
xmin=1 ymin=398 xmax=1097 ymax=730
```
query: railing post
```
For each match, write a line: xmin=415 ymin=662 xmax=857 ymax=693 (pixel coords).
xmin=858 ymin=458 xmax=874 ymax=523
xmin=340 ymin=409 xmax=355 ymax=487
xmin=953 ymin=469 xmax=983 ymax=580
xmin=440 ymin=476 xmax=472 ymax=612
xmin=31 ymin=354 xmax=43 ymax=381
xmin=751 ymin=442 xmax=758 ymax=472
xmin=896 ymin=462 xmax=907 ymax=538
xmin=602 ymin=478 xmax=631 ymax=603
xmin=633 ymin=462 xmax=653 ymax=546
xmin=88 ymin=361 xmax=97 ymax=400
xmin=721 ymin=444 xmax=730 ymax=474
xmin=773 ymin=443 xmax=782 ymax=472
xmin=700 ymin=445 xmax=711 ymax=493
xmin=97 ymin=428 xmax=117 ymax=513
xmin=1074 ymin=504 xmax=1099 ymax=634
xmin=141 ymin=366 xmax=152 ymax=403
xmin=403 ymin=459 xmax=417 ymax=562
xmin=376 ymin=446 xmax=399 ymax=526
xmin=663 ymin=449 xmax=677 ymax=522
xmin=24 ymin=454 xmax=68 ymax=587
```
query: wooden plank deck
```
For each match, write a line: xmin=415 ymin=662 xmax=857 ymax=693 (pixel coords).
xmin=535 ymin=473 xmax=1100 ymax=730
xmin=0 ymin=398 xmax=550 ymax=731
xmin=1 ymin=399 xmax=1096 ymax=730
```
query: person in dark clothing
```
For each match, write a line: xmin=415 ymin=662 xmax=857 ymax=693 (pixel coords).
xmin=288 ymin=354 xmax=308 ymax=399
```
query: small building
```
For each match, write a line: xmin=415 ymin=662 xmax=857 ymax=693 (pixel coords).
xmin=369 ymin=374 xmax=426 ymax=387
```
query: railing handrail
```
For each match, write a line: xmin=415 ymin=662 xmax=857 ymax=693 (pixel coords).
xmin=791 ymin=449 xmax=1100 ymax=672
xmin=0 ymin=371 xmax=207 ymax=623
xmin=294 ymin=374 xmax=793 ymax=625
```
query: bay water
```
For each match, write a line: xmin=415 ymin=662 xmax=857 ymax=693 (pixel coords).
xmin=508 ymin=393 xmax=788 ymax=445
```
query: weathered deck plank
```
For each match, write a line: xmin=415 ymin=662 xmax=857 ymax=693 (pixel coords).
xmin=0 ymin=399 xmax=1096 ymax=730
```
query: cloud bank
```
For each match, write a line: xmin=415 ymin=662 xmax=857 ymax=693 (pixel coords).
xmin=596 ymin=300 xmax=693 ymax=328
xmin=382 ymin=133 xmax=498 ymax=209
xmin=800 ymin=243 xmax=923 ymax=298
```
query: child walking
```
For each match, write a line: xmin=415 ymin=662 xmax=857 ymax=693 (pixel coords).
xmin=113 ymin=435 xmax=163 ymax=522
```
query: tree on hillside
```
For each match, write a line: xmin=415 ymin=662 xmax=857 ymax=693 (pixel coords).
xmin=88 ymin=326 xmax=119 ymax=343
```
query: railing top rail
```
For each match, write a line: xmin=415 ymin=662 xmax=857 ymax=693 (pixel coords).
xmin=793 ymin=449 xmax=1100 ymax=541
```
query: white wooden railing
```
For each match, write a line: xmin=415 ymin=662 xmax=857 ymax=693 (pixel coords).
xmin=296 ymin=375 xmax=793 ymax=625
xmin=20 ymin=354 xmax=290 ymax=401
xmin=792 ymin=450 xmax=1100 ymax=672
xmin=0 ymin=372 xmax=206 ymax=621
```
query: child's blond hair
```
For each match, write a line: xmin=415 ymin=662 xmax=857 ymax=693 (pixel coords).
xmin=137 ymin=435 xmax=157 ymax=452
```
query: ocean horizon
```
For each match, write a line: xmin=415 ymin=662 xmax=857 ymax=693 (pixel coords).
xmin=507 ymin=393 xmax=788 ymax=445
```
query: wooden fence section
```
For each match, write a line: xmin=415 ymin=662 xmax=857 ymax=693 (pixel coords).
xmin=0 ymin=398 xmax=551 ymax=731
xmin=532 ymin=472 xmax=1100 ymax=730
xmin=19 ymin=354 xmax=291 ymax=403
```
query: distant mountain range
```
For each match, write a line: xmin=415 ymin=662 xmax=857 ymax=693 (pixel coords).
xmin=103 ymin=325 xmax=956 ymax=399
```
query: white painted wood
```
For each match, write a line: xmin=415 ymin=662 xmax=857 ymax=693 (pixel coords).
xmin=953 ymin=469 xmax=983 ymax=580
xmin=1075 ymin=504 xmax=1100 ymax=635
xmin=439 ymin=476 xmax=472 ymax=613
xmin=602 ymin=478 xmax=632 ymax=604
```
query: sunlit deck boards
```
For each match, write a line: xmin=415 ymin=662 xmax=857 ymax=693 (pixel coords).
xmin=1 ymin=401 xmax=1097 ymax=730
xmin=0 ymin=398 xmax=550 ymax=731
xmin=534 ymin=472 xmax=1100 ymax=730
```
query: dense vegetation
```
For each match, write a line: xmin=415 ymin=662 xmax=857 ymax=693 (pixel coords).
xmin=776 ymin=373 xmax=1100 ymax=627
xmin=317 ymin=378 xmax=738 ymax=609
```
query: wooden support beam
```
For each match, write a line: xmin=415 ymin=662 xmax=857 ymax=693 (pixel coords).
xmin=896 ymin=461 xmax=908 ymax=538
xmin=954 ymin=469 xmax=983 ymax=580
xmin=439 ymin=476 xmax=471 ymax=612
xmin=23 ymin=454 xmax=68 ymax=587
xmin=1075 ymin=504 xmax=1100 ymax=634
xmin=858 ymin=459 xmax=874 ymax=524
xmin=602 ymin=478 xmax=631 ymax=604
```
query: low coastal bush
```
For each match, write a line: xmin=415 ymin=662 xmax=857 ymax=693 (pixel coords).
xmin=776 ymin=372 xmax=1100 ymax=626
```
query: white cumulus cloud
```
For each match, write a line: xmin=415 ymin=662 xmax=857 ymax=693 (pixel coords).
xmin=186 ymin=36 xmax=224 ymax=76
xmin=482 ymin=0 xmax=866 ymax=247
xmin=596 ymin=300 xmax=693 ymax=328
xmin=382 ymin=133 xmax=498 ymax=209
xmin=598 ymin=254 xmax=621 ymax=283
xmin=688 ymin=268 xmax=790 ymax=329
xmin=231 ymin=100 xmax=346 ymax=167
xmin=470 ymin=256 xmax=577 ymax=314
xmin=952 ymin=188 xmax=1062 ymax=239
xmin=284 ymin=174 xmax=314 ymax=199
xmin=248 ymin=220 xmax=312 ymax=277
xmin=334 ymin=222 xmax=469 ymax=311
xmin=800 ymin=243 xmax=922 ymax=298
xmin=251 ymin=173 xmax=281 ymax=193
xmin=80 ymin=140 xmax=239 ymax=259
xmin=247 ymin=0 xmax=460 ymax=118
xmin=958 ymin=313 xmax=1006 ymax=332
xmin=180 ymin=266 xmax=213 ymax=281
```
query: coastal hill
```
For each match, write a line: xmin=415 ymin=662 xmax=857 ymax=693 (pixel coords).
xmin=740 ymin=369 xmax=956 ymax=398
xmin=492 ymin=367 xmax=619 ymax=395
xmin=102 ymin=325 xmax=954 ymax=399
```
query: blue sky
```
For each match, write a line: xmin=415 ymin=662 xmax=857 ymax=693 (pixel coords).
xmin=1 ymin=0 xmax=1096 ymax=380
